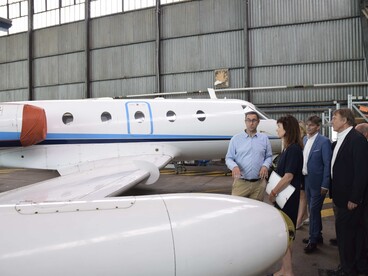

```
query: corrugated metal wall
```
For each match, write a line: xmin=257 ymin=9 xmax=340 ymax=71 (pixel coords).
xmin=32 ymin=22 xmax=85 ymax=99
xmin=0 ymin=0 xmax=367 ymax=121
xmin=0 ymin=33 xmax=28 ymax=101
xmin=160 ymin=0 xmax=245 ymax=93
xmin=90 ymin=9 xmax=157 ymax=96
xmin=246 ymin=0 xmax=367 ymax=120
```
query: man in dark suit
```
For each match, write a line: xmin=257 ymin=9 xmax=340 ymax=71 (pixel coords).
xmin=355 ymin=122 xmax=368 ymax=274
xmin=302 ymin=116 xmax=332 ymax=254
xmin=328 ymin=109 xmax=368 ymax=276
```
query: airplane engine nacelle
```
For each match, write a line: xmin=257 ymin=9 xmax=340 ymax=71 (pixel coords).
xmin=0 ymin=194 xmax=290 ymax=276
xmin=0 ymin=104 xmax=47 ymax=147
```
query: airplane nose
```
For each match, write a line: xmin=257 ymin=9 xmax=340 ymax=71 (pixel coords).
xmin=162 ymin=194 xmax=290 ymax=276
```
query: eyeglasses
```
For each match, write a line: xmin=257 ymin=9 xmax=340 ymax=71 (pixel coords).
xmin=245 ymin=119 xmax=259 ymax=123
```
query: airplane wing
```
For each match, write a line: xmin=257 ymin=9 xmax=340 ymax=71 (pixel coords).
xmin=0 ymin=154 xmax=172 ymax=204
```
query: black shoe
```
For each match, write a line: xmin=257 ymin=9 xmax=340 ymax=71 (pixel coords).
xmin=303 ymin=236 xmax=323 ymax=244
xmin=358 ymin=270 xmax=368 ymax=276
xmin=304 ymin=242 xmax=317 ymax=254
xmin=333 ymin=267 xmax=356 ymax=276
xmin=319 ymin=267 xmax=349 ymax=276
xmin=329 ymin=238 xmax=337 ymax=246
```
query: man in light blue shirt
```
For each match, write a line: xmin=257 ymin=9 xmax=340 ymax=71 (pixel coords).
xmin=225 ymin=111 xmax=273 ymax=201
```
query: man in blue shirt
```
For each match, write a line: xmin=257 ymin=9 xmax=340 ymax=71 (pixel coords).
xmin=225 ymin=111 xmax=273 ymax=201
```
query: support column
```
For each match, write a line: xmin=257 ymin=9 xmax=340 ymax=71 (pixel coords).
xmin=85 ymin=0 xmax=91 ymax=98
xmin=28 ymin=0 xmax=34 ymax=100
xmin=155 ymin=0 xmax=161 ymax=93
xmin=243 ymin=0 xmax=250 ymax=101
xmin=361 ymin=0 xmax=368 ymax=77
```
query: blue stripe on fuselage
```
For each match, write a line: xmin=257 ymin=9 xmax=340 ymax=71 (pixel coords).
xmin=0 ymin=132 xmax=21 ymax=140
xmin=45 ymin=133 xmax=232 ymax=140
xmin=0 ymin=132 xmax=280 ymax=147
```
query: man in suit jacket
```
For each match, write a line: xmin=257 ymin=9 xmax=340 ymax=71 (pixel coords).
xmin=302 ymin=116 xmax=332 ymax=254
xmin=355 ymin=122 xmax=368 ymax=274
xmin=328 ymin=109 xmax=368 ymax=276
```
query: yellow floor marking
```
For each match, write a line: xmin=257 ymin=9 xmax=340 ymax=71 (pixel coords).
xmin=160 ymin=169 xmax=229 ymax=176
xmin=324 ymin=198 xmax=332 ymax=204
xmin=321 ymin=208 xmax=334 ymax=218
xmin=321 ymin=197 xmax=334 ymax=218
xmin=159 ymin=170 xmax=177 ymax=175
xmin=0 ymin=169 xmax=24 ymax=174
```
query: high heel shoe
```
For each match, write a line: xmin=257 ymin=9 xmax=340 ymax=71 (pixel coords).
xmin=295 ymin=222 xmax=304 ymax=230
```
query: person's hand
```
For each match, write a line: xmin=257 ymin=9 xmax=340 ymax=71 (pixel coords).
xmin=259 ymin=166 xmax=269 ymax=179
xmin=269 ymin=194 xmax=276 ymax=203
xmin=232 ymin=166 xmax=241 ymax=179
xmin=347 ymin=201 xmax=358 ymax=211
xmin=321 ymin=188 xmax=328 ymax=196
xmin=269 ymin=189 xmax=277 ymax=203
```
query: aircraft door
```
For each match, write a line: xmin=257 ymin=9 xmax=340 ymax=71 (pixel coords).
xmin=126 ymin=101 xmax=153 ymax=134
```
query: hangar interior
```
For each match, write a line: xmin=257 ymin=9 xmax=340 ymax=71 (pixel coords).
xmin=0 ymin=3 xmax=365 ymax=275
xmin=0 ymin=0 xmax=368 ymax=128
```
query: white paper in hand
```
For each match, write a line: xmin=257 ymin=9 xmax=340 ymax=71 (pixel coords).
xmin=266 ymin=171 xmax=295 ymax=209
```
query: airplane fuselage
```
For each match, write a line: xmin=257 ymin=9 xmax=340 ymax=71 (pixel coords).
xmin=0 ymin=98 xmax=280 ymax=171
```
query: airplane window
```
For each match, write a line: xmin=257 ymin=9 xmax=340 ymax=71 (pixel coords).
xmin=134 ymin=111 xmax=145 ymax=123
xmin=196 ymin=110 xmax=206 ymax=122
xmin=62 ymin=112 xmax=74 ymax=125
xmin=166 ymin=110 xmax=176 ymax=122
xmin=101 ymin=112 xmax=112 ymax=122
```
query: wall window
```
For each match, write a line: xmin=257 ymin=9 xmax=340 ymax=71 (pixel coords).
xmin=0 ymin=0 xmax=189 ymax=36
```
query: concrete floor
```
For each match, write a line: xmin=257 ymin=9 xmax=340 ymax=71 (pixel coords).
xmin=0 ymin=163 xmax=340 ymax=276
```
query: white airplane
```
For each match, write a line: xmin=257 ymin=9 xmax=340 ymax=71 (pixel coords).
xmin=0 ymin=90 xmax=289 ymax=275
